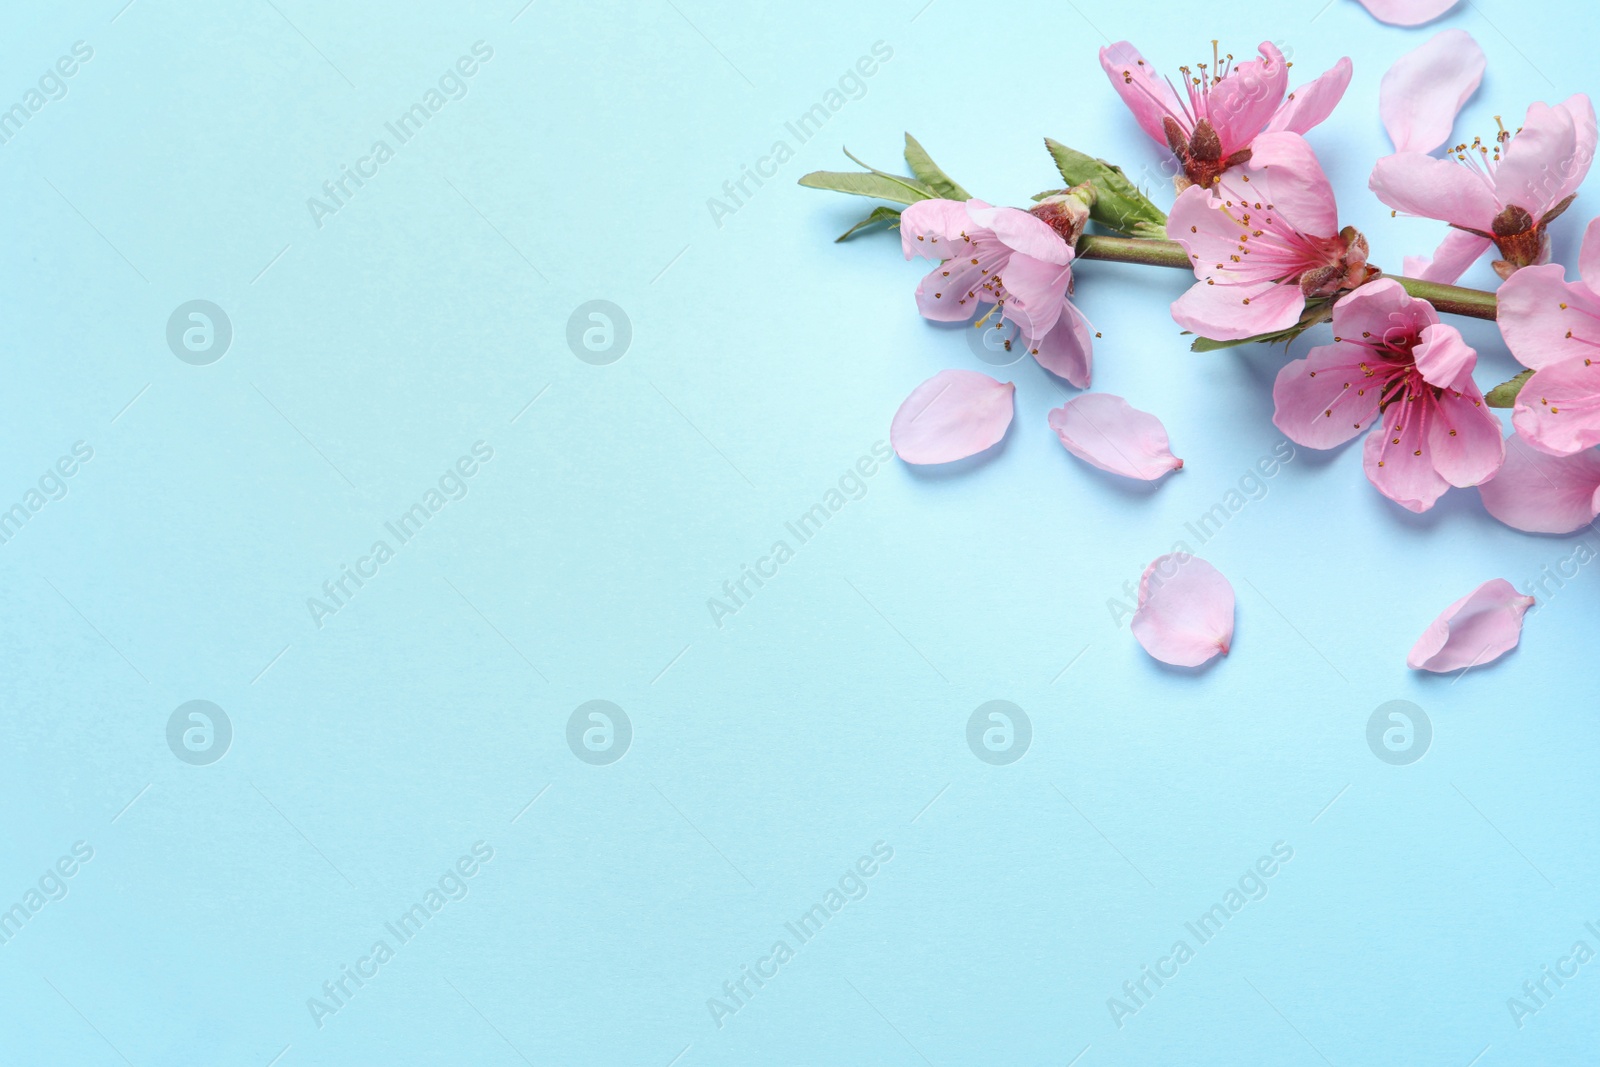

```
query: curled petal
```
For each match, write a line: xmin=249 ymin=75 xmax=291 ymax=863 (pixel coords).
xmin=1028 ymin=303 xmax=1094 ymax=388
xmin=1353 ymin=0 xmax=1461 ymax=26
xmin=890 ymin=369 xmax=1014 ymax=464
xmin=1048 ymin=394 xmax=1182 ymax=480
xmin=1479 ymin=436 xmax=1600 ymax=534
xmin=1268 ymin=57 xmax=1353 ymax=137
xmin=1205 ymin=42 xmax=1289 ymax=153
xmin=1413 ymin=321 xmax=1477 ymax=389
xmin=1131 ymin=555 xmax=1235 ymax=667
xmin=1407 ymin=578 xmax=1535 ymax=673
xmin=1495 ymin=100 xmax=1581 ymax=221
xmin=966 ymin=202 xmax=1071 ymax=264
xmin=1380 ymin=30 xmax=1485 ymax=154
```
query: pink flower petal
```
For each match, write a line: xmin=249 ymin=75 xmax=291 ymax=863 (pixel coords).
xmin=1048 ymin=394 xmax=1182 ymax=480
xmin=1354 ymin=0 xmax=1461 ymax=26
xmin=1131 ymin=555 xmax=1234 ymax=667
xmin=1268 ymin=57 xmax=1353 ymax=136
xmin=1579 ymin=216 xmax=1600 ymax=296
xmin=1242 ymin=132 xmax=1341 ymax=239
xmin=1171 ymin=275 xmax=1306 ymax=341
xmin=1407 ymin=578 xmax=1535 ymax=673
xmin=1380 ymin=30 xmax=1485 ymax=154
xmin=1479 ymin=435 xmax=1600 ymax=533
xmin=1098 ymin=41 xmax=1185 ymax=148
xmin=1496 ymin=99 xmax=1583 ymax=220
xmin=900 ymin=198 xmax=975 ymax=260
xmin=1428 ymin=382 xmax=1505 ymax=487
xmin=1403 ymin=228 xmax=1493 ymax=284
xmin=890 ymin=370 xmax=1015 ymax=464
xmin=1272 ymin=340 xmax=1385 ymax=449
xmin=1369 ymin=152 xmax=1500 ymax=230
xmin=1511 ymin=358 xmax=1600 ymax=456
xmin=1205 ymin=42 xmax=1289 ymax=153
xmin=1000 ymin=252 xmax=1074 ymax=338
xmin=1028 ymin=303 xmax=1094 ymax=388
xmin=1363 ymin=402 xmax=1452 ymax=513
xmin=1497 ymin=262 xmax=1600 ymax=371
xmin=1413 ymin=321 xmax=1477 ymax=389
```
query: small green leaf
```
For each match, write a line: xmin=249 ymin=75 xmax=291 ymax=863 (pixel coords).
xmin=1043 ymin=139 xmax=1168 ymax=239
xmin=903 ymin=133 xmax=970 ymax=201
xmin=835 ymin=206 xmax=902 ymax=242
xmin=1487 ymin=369 xmax=1535 ymax=408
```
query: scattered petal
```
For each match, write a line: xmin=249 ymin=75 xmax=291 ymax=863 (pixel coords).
xmin=890 ymin=369 xmax=1014 ymax=464
xmin=1380 ymin=30 xmax=1485 ymax=154
xmin=1478 ymin=436 xmax=1600 ymax=533
xmin=1049 ymin=394 xmax=1182 ymax=480
xmin=1131 ymin=555 xmax=1235 ymax=667
xmin=1407 ymin=578 xmax=1535 ymax=672
xmin=1353 ymin=0 xmax=1460 ymax=26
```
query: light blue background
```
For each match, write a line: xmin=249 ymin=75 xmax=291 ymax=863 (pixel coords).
xmin=2 ymin=0 xmax=1597 ymax=1063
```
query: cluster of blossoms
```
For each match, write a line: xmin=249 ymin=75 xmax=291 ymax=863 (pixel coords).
xmin=802 ymin=4 xmax=1596 ymax=673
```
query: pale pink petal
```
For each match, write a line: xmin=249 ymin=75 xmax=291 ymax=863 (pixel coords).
xmin=1495 ymin=101 xmax=1580 ymax=220
xmin=966 ymin=203 xmax=1072 ymax=265
xmin=1272 ymin=341 xmax=1385 ymax=449
xmin=1562 ymin=94 xmax=1599 ymax=206
xmin=1048 ymin=394 xmax=1182 ymax=480
xmin=1169 ymin=185 xmax=1277 ymax=287
xmin=901 ymin=198 xmax=976 ymax=260
xmin=890 ymin=370 xmax=1014 ymax=464
xmin=1131 ymin=555 xmax=1234 ymax=667
xmin=1205 ymin=42 xmax=1290 ymax=153
xmin=1428 ymin=383 xmax=1505 ymax=487
xmin=1479 ymin=435 xmax=1600 ymax=533
xmin=1354 ymin=0 xmax=1461 ymax=26
xmin=914 ymin=258 xmax=993 ymax=322
xmin=1369 ymin=152 xmax=1500 ymax=230
xmin=1403 ymin=228 xmax=1493 ymax=284
xmin=1407 ymin=578 xmax=1535 ymax=672
xmin=1363 ymin=402 xmax=1452 ymax=512
xmin=1027 ymin=303 xmax=1094 ymax=388
xmin=1267 ymin=57 xmax=1353 ymax=136
xmin=1380 ymin=30 xmax=1485 ymax=154
xmin=1511 ymin=358 xmax=1600 ymax=456
xmin=1578 ymin=215 xmax=1600 ymax=296
xmin=1497 ymin=262 xmax=1600 ymax=371
xmin=1099 ymin=41 xmax=1185 ymax=147
xmin=999 ymin=252 xmax=1073 ymax=337
xmin=1413 ymin=321 xmax=1478 ymax=388
xmin=1171 ymin=276 xmax=1305 ymax=341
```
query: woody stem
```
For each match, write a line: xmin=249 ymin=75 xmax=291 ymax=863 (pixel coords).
xmin=1074 ymin=235 xmax=1500 ymax=321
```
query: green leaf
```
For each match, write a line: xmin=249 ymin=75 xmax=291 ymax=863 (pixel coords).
xmin=1043 ymin=139 xmax=1168 ymax=239
xmin=1486 ymin=369 xmax=1535 ymax=408
xmin=902 ymin=133 xmax=970 ymax=201
xmin=835 ymin=206 xmax=902 ymax=242
xmin=797 ymin=151 xmax=939 ymax=207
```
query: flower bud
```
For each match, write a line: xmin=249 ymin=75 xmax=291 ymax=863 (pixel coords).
xmin=1030 ymin=184 xmax=1096 ymax=246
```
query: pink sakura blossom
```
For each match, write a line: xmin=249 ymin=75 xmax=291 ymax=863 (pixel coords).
xmin=1169 ymin=132 xmax=1373 ymax=341
xmin=1478 ymin=435 xmax=1600 ymax=534
xmin=1497 ymin=216 xmax=1600 ymax=456
xmin=1353 ymin=0 xmax=1460 ymax=26
xmin=1371 ymin=94 xmax=1597 ymax=282
xmin=1272 ymin=279 xmax=1503 ymax=512
xmin=1100 ymin=41 xmax=1351 ymax=191
xmin=1407 ymin=579 xmax=1534 ymax=673
xmin=1048 ymin=394 xmax=1182 ymax=480
xmin=890 ymin=369 xmax=1015 ymax=464
xmin=900 ymin=197 xmax=1095 ymax=387
xmin=1130 ymin=554 xmax=1234 ymax=667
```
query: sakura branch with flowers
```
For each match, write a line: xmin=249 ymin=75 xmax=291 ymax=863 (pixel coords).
xmin=800 ymin=10 xmax=1595 ymax=673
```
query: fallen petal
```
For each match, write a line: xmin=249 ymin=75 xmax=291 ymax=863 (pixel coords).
xmin=1131 ymin=555 xmax=1235 ymax=667
xmin=1408 ymin=578 xmax=1535 ymax=672
xmin=1353 ymin=0 xmax=1460 ymax=25
xmin=1048 ymin=394 xmax=1182 ymax=480
xmin=1479 ymin=436 xmax=1600 ymax=533
xmin=890 ymin=369 xmax=1015 ymax=464
xmin=1381 ymin=30 xmax=1485 ymax=154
